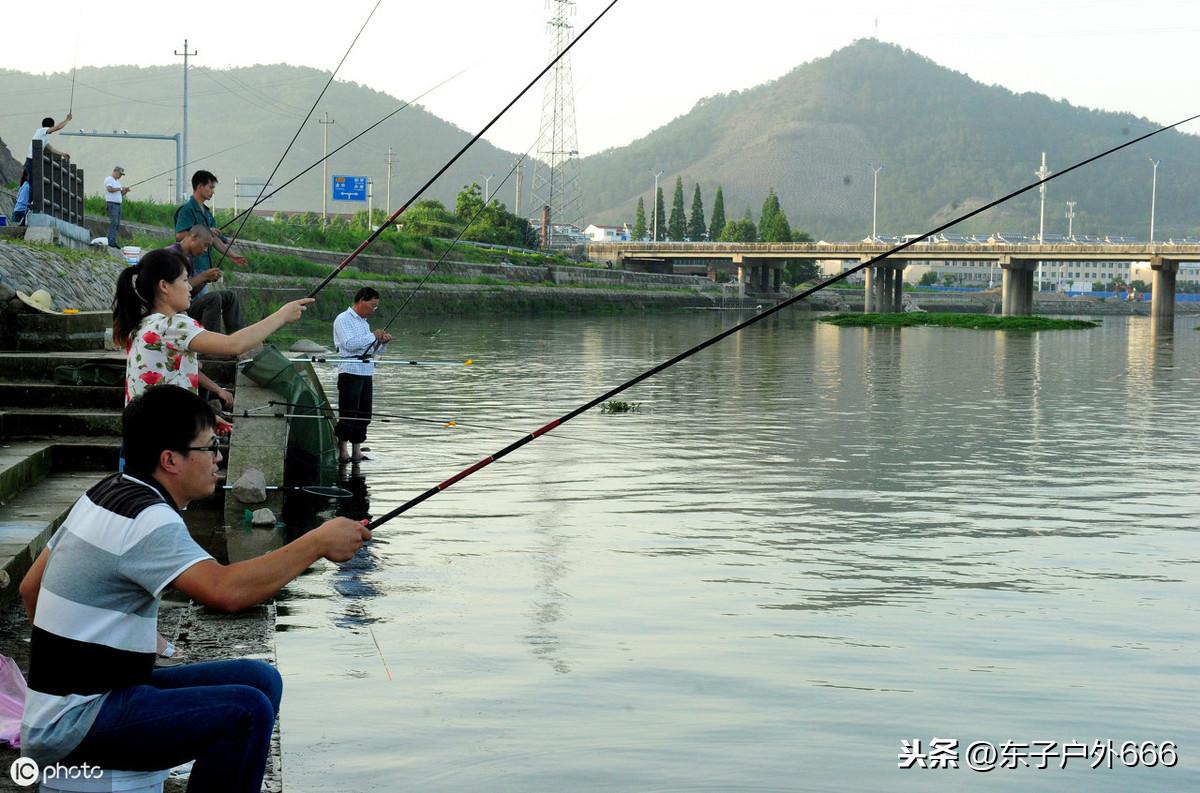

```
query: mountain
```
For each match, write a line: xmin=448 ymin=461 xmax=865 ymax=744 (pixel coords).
xmin=4 ymin=46 xmax=1198 ymax=241
xmin=577 ymin=39 xmax=1200 ymax=241
xmin=0 ymin=64 xmax=529 ymax=215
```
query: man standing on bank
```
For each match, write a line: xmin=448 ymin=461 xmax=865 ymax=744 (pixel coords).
xmin=175 ymin=171 xmax=248 ymax=302
xmin=23 ymin=113 xmax=72 ymax=178
xmin=19 ymin=385 xmax=369 ymax=792
xmin=104 ymin=165 xmax=130 ymax=248
xmin=333 ymin=287 xmax=392 ymax=463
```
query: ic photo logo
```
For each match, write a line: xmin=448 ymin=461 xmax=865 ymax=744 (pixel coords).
xmin=9 ymin=757 xmax=38 ymax=787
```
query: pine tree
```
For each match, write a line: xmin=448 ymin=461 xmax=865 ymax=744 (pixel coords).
xmin=759 ymin=189 xmax=792 ymax=242
xmin=687 ymin=184 xmax=707 ymax=241
xmin=633 ymin=196 xmax=647 ymax=240
xmin=668 ymin=176 xmax=686 ymax=241
xmin=738 ymin=208 xmax=757 ymax=242
xmin=653 ymin=186 xmax=667 ymax=241
xmin=709 ymin=186 xmax=726 ymax=240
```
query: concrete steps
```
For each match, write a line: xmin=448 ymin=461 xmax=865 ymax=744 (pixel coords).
xmin=0 ymin=469 xmax=111 ymax=606
xmin=0 ymin=381 xmax=123 ymax=410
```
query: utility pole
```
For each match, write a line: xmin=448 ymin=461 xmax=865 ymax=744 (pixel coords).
xmin=319 ymin=111 xmax=335 ymax=228
xmin=1148 ymin=157 xmax=1160 ymax=242
xmin=483 ymin=173 xmax=495 ymax=204
xmin=385 ymin=147 xmax=393 ymax=219
xmin=367 ymin=179 xmax=374 ymax=230
xmin=1065 ymin=201 xmax=1076 ymax=240
xmin=1035 ymin=151 xmax=1050 ymax=291
xmin=871 ymin=164 xmax=884 ymax=240
xmin=514 ymin=158 xmax=524 ymax=215
xmin=167 ymin=177 xmax=173 ymax=204
xmin=652 ymin=170 xmax=663 ymax=242
xmin=234 ymin=177 xmax=239 ymax=217
xmin=174 ymin=40 xmax=197 ymax=204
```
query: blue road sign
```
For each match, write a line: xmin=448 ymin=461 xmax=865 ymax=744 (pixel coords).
xmin=332 ymin=175 xmax=368 ymax=202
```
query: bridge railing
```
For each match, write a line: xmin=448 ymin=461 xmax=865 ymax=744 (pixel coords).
xmin=29 ymin=139 xmax=84 ymax=226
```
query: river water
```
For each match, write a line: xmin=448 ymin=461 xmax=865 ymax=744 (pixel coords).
xmin=275 ymin=311 xmax=1199 ymax=792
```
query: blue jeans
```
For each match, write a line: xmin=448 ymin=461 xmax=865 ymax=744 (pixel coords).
xmin=62 ymin=659 xmax=282 ymax=793
xmin=106 ymin=202 xmax=121 ymax=247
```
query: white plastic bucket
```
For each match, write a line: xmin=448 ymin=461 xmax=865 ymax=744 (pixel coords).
xmin=120 ymin=246 xmax=143 ymax=266
xmin=39 ymin=767 xmax=168 ymax=792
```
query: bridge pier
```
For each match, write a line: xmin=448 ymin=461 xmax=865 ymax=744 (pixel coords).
xmin=1001 ymin=260 xmax=1036 ymax=316
xmin=892 ymin=264 xmax=906 ymax=311
xmin=1150 ymin=257 xmax=1177 ymax=331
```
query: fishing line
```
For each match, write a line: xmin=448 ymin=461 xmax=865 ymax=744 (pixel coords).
xmin=363 ymin=112 xmax=1200 ymax=531
xmin=304 ymin=0 xmax=623 ymax=300
xmin=353 ymin=137 xmax=540 ymax=361
xmin=215 ymin=67 xmax=467 ymax=231
xmin=214 ymin=0 xmax=382 ymax=270
xmin=125 ymin=142 xmax=250 ymax=189
xmin=258 ymin=400 xmax=637 ymax=448
xmin=367 ymin=625 xmax=392 ymax=681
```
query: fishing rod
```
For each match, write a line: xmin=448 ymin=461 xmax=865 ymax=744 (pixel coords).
xmin=287 ymin=356 xmax=473 ymax=367
xmin=213 ymin=0 xmax=382 ymax=270
xmin=215 ymin=67 xmax=466 ymax=232
xmin=259 ymin=399 xmax=637 ymax=448
xmin=351 ymin=139 xmax=538 ymax=362
xmin=362 ymin=113 xmax=1200 ymax=532
xmin=68 ymin=38 xmax=78 ymax=115
xmin=223 ymin=484 xmax=353 ymax=498
xmin=124 ymin=142 xmax=250 ymax=190
xmin=305 ymin=0 xmax=623 ymax=300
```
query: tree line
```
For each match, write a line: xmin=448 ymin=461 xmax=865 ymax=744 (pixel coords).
xmin=630 ymin=177 xmax=814 ymax=246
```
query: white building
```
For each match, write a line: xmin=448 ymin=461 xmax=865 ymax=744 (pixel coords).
xmin=584 ymin=224 xmax=631 ymax=242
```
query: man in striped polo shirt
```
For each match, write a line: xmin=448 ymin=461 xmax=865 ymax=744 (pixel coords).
xmin=19 ymin=385 xmax=370 ymax=791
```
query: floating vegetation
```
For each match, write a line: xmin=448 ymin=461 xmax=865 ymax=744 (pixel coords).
xmin=601 ymin=400 xmax=641 ymax=414
xmin=821 ymin=312 xmax=1099 ymax=331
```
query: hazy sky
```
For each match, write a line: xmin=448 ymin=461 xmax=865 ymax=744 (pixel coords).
xmin=2 ymin=0 xmax=1198 ymax=155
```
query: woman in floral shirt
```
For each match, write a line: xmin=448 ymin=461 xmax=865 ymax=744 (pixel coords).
xmin=114 ymin=249 xmax=312 ymax=424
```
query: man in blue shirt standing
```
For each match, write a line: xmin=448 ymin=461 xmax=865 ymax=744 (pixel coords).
xmin=332 ymin=287 xmax=392 ymax=463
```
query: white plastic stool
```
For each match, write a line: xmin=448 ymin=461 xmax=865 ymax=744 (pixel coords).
xmin=39 ymin=767 xmax=169 ymax=793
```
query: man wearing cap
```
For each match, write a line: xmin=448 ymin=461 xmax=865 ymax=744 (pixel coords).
xmin=104 ymin=166 xmax=131 ymax=248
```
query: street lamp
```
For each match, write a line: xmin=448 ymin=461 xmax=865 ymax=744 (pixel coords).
xmin=483 ymin=173 xmax=495 ymax=204
xmin=1148 ymin=157 xmax=1160 ymax=242
xmin=1065 ymin=201 xmax=1076 ymax=240
xmin=1035 ymin=152 xmax=1050 ymax=290
xmin=871 ymin=165 xmax=884 ymax=240
xmin=651 ymin=170 xmax=663 ymax=242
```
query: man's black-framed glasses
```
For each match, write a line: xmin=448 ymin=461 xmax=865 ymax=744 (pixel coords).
xmin=182 ymin=437 xmax=223 ymax=456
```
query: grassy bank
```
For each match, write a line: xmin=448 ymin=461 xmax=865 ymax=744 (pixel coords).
xmin=90 ymin=197 xmax=572 ymax=267
xmin=821 ymin=312 xmax=1099 ymax=330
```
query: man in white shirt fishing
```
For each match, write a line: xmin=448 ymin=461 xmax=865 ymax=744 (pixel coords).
xmin=332 ymin=287 xmax=392 ymax=463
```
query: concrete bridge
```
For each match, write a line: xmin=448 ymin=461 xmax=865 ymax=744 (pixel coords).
xmin=586 ymin=241 xmax=1200 ymax=326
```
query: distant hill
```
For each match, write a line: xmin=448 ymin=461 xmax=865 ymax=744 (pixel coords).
xmin=577 ymin=39 xmax=1200 ymax=241
xmin=4 ymin=47 xmax=1198 ymax=241
xmin=0 ymin=64 xmax=530 ymax=215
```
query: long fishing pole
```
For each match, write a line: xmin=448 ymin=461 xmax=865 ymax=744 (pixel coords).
xmin=125 ymin=142 xmax=249 ymax=189
xmin=305 ymin=0 xmax=623 ymax=300
xmin=260 ymin=399 xmax=637 ymax=447
xmin=215 ymin=67 xmax=466 ymax=232
xmin=287 ymin=356 xmax=473 ymax=366
xmin=68 ymin=39 xmax=78 ymax=115
xmin=213 ymin=0 xmax=382 ymax=270
xmin=363 ymin=113 xmax=1200 ymax=531
xmin=352 ymin=140 xmax=538 ymax=362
